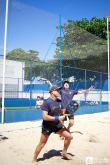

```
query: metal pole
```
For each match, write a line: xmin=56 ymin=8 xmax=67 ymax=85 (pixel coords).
xmin=29 ymin=60 xmax=32 ymax=108
xmin=1 ymin=0 xmax=9 ymax=124
xmin=100 ymin=72 xmax=102 ymax=104
xmin=59 ymin=15 xmax=63 ymax=86
xmin=107 ymin=17 xmax=110 ymax=110
xmin=84 ymin=69 xmax=87 ymax=101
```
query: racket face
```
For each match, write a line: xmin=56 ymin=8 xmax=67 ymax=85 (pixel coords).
xmin=66 ymin=101 xmax=79 ymax=114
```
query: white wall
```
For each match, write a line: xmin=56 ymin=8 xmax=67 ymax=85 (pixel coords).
xmin=0 ymin=59 xmax=24 ymax=80
xmin=0 ymin=59 xmax=25 ymax=97
xmin=23 ymin=90 xmax=109 ymax=102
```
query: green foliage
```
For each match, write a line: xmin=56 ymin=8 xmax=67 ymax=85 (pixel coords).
xmin=74 ymin=17 xmax=109 ymax=39
xmin=6 ymin=17 xmax=109 ymax=81
xmin=7 ymin=48 xmax=40 ymax=61
xmin=6 ymin=48 xmax=41 ymax=80
xmin=54 ymin=17 xmax=109 ymax=72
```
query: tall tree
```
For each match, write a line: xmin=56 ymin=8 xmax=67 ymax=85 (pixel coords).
xmin=7 ymin=48 xmax=40 ymax=61
xmin=7 ymin=48 xmax=41 ymax=80
xmin=54 ymin=17 xmax=109 ymax=72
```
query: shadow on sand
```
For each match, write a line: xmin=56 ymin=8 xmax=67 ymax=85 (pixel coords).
xmin=37 ymin=149 xmax=75 ymax=162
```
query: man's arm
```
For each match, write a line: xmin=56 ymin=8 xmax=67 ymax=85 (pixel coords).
xmin=43 ymin=111 xmax=66 ymax=122
xmin=77 ymin=86 xmax=94 ymax=94
xmin=43 ymin=111 xmax=55 ymax=121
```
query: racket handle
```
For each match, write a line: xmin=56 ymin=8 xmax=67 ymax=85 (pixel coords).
xmin=64 ymin=114 xmax=70 ymax=116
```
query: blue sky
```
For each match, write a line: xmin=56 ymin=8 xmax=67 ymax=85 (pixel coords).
xmin=0 ymin=0 xmax=110 ymax=60
xmin=21 ymin=0 xmax=110 ymax=20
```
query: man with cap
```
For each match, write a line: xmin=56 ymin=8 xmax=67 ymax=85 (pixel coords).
xmin=32 ymin=86 xmax=73 ymax=163
xmin=60 ymin=81 xmax=93 ymax=131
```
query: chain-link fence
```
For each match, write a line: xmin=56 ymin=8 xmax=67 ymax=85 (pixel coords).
xmin=0 ymin=59 xmax=108 ymax=99
xmin=0 ymin=0 xmax=109 ymax=123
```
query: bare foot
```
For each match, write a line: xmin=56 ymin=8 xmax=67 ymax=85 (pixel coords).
xmin=62 ymin=151 xmax=72 ymax=160
xmin=32 ymin=159 xmax=37 ymax=164
xmin=32 ymin=157 xmax=37 ymax=164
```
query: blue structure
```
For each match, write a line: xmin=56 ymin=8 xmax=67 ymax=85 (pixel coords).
xmin=23 ymin=76 xmax=51 ymax=92
xmin=75 ymin=101 xmax=108 ymax=115
xmin=24 ymin=84 xmax=50 ymax=92
xmin=4 ymin=98 xmax=36 ymax=107
xmin=0 ymin=109 xmax=42 ymax=123
xmin=0 ymin=101 xmax=108 ymax=123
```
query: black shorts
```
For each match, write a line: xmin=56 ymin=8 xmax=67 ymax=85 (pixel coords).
xmin=42 ymin=122 xmax=67 ymax=135
xmin=68 ymin=114 xmax=74 ymax=120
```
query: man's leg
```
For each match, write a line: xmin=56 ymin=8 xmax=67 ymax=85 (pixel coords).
xmin=67 ymin=119 xmax=74 ymax=131
xmin=32 ymin=133 xmax=49 ymax=162
xmin=59 ymin=108 xmax=66 ymax=139
xmin=57 ymin=129 xmax=73 ymax=159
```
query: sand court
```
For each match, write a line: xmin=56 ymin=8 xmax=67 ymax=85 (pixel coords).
xmin=0 ymin=112 xmax=110 ymax=165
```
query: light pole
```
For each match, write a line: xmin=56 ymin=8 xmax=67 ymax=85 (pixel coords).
xmin=1 ymin=0 xmax=9 ymax=123
xmin=106 ymin=16 xmax=110 ymax=110
xmin=59 ymin=15 xmax=63 ymax=86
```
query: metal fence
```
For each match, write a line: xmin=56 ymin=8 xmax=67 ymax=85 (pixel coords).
xmin=0 ymin=60 xmax=108 ymax=102
xmin=0 ymin=0 xmax=109 ymax=123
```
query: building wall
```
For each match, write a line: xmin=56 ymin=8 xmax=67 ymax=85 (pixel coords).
xmin=0 ymin=59 xmax=25 ymax=98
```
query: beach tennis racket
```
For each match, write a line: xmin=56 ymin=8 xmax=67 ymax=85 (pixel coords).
xmin=66 ymin=100 xmax=79 ymax=115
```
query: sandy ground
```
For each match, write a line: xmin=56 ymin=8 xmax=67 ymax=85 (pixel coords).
xmin=0 ymin=111 xmax=110 ymax=165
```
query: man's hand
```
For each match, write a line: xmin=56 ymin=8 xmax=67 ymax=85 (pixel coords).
xmin=78 ymin=86 xmax=94 ymax=94
xmin=59 ymin=114 xmax=70 ymax=122
xmin=88 ymin=86 xmax=94 ymax=91
xmin=59 ymin=115 xmax=66 ymax=121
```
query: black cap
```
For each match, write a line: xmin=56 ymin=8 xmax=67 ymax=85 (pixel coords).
xmin=49 ymin=86 xmax=61 ymax=93
xmin=63 ymin=80 xmax=70 ymax=84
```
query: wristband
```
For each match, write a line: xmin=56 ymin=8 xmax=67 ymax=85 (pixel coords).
xmin=54 ymin=116 xmax=59 ymax=121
